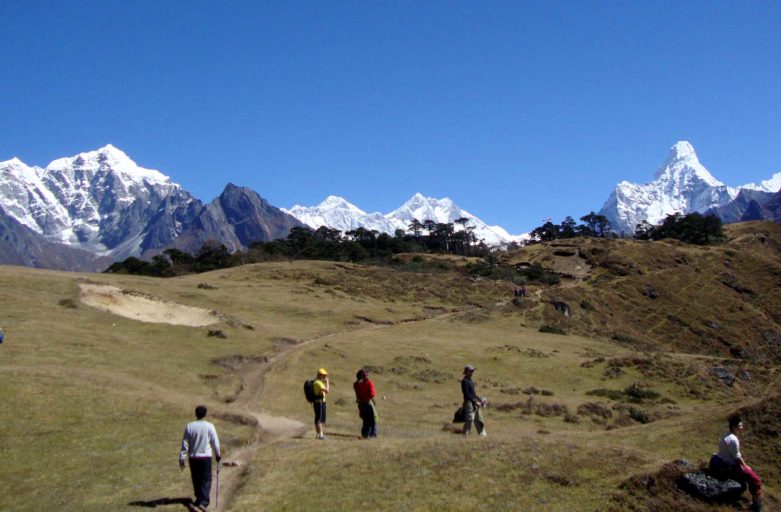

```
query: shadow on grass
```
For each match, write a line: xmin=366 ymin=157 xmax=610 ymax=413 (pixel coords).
xmin=128 ymin=497 xmax=196 ymax=510
xmin=323 ymin=431 xmax=362 ymax=439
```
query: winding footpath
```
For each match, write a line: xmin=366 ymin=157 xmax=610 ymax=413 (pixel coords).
xmin=210 ymin=309 xmax=472 ymax=511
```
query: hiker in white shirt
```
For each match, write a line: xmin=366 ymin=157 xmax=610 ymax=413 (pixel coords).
xmin=709 ymin=414 xmax=763 ymax=512
xmin=179 ymin=405 xmax=221 ymax=510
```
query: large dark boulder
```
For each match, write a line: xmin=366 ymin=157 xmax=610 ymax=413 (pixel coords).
xmin=678 ymin=471 xmax=745 ymax=501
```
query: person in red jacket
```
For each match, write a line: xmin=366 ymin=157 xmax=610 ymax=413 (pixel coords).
xmin=353 ymin=368 xmax=378 ymax=438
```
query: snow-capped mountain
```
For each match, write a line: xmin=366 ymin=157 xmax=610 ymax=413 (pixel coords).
xmin=0 ymin=147 xmax=304 ymax=268
xmin=738 ymin=172 xmax=781 ymax=194
xmin=283 ymin=196 xmax=397 ymax=234
xmin=0 ymin=145 xmax=193 ymax=259
xmin=285 ymin=193 xmax=526 ymax=245
xmin=599 ymin=141 xmax=780 ymax=234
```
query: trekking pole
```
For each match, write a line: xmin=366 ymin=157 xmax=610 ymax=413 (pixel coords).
xmin=215 ymin=461 xmax=220 ymax=509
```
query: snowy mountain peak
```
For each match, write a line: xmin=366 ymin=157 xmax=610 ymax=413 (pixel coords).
xmin=284 ymin=192 xmax=526 ymax=245
xmin=0 ymin=157 xmax=39 ymax=181
xmin=396 ymin=192 xmax=458 ymax=216
xmin=654 ymin=141 xmax=721 ymax=187
xmin=739 ymin=171 xmax=781 ymax=194
xmin=664 ymin=141 xmax=698 ymax=165
xmin=47 ymin=145 xmax=171 ymax=185
xmin=600 ymin=141 xmax=743 ymax=233
xmin=0 ymin=145 xmax=187 ymax=256
xmin=0 ymin=157 xmax=28 ymax=169
xmin=93 ymin=144 xmax=134 ymax=167
xmin=318 ymin=195 xmax=364 ymax=212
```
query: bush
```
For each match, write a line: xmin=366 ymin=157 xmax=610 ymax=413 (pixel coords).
xmin=539 ymin=325 xmax=566 ymax=335
xmin=58 ymin=298 xmax=78 ymax=309
xmin=628 ymin=406 xmax=650 ymax=424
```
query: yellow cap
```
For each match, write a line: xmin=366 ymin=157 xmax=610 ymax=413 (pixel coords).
xmin=318 ymin=368 xmax=328 ymax=376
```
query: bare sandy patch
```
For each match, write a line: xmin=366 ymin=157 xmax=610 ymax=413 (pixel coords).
xmin=78 ymin=283 xmax=220 ymax=326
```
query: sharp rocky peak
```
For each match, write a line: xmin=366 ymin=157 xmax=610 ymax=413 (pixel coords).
xmin=653 ymin=140 xmax=721 ymax=186
xmin=664 ymin=141 xmax=698 ymax=165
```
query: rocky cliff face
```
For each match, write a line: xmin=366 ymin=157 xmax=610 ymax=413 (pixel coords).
xmin=205 ymin=183 xmax=307 ymax=249
xmin=706 ymin=189 xmax=775 ymax=223
xmin=0 ymin=209 xmax=112 ymax=271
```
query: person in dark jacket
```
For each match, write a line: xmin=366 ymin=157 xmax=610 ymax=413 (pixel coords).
xmin=353 ymin=368 xmax=378 ymax=438
xmin=461 ymin=365 xmax=486 ymax=436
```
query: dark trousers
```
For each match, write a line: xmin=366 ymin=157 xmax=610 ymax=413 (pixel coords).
xmin=313 ymin=401 xmax=326 ymax=424
xmin=358 ymin=402 xmax=377 ymax=438
xmin=709 ymin=455 xmax=762 ymax=499
xmin=189 ymin=457 xmax=212 ymax=507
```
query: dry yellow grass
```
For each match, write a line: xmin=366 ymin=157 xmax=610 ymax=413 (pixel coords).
xmin=1 ymin=225 xmax=779 ymax=511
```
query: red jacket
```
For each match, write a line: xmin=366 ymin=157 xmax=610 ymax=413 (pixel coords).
xmin=354 ymin=379 xmax=376 ymax=403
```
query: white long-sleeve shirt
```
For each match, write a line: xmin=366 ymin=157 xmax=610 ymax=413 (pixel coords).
xmin=717 ymin=431 xmax=742 ymax=466
xmin=180 ymin=419 xmax=221 ymax=462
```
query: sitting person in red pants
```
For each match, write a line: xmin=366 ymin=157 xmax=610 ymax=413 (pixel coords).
xmin=709 ymin=414 xmax=763 ymax=512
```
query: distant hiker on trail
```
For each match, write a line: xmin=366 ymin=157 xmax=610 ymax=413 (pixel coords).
xmin=0 ymin=327 xmax=4 ymax=344
xmin=709 ymin=414 xmax=763 ymax=511
xmin=313 ymin=369 xmax=329 ymax=440
xmin=179 ymin=405 xmax=221 ymax=511
xmin=353 ymin=368 xmax=378 ymax=438
xmin=461 ymin=365 xmax=487 ymax=436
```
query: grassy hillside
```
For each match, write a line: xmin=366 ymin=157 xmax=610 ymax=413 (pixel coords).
xmin=502 ymin=221 xmax=781 ymax=362
xmin=1 ymin=223 xmax=779 ymax=511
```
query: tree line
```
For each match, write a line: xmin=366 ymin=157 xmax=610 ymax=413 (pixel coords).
xmin=105 ymin=217 xmax=490 ymax=276
xmin=527 ymin=211 xmax=724 ymax=246
xmin=634 ymin=212 xmax=724 ymax=245
xmin=106 ymin=211 xmax=726 ymax=277
xmin=527 ymin=211 xmax=612 ymax=242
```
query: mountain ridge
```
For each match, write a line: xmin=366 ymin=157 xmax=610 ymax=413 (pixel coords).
xmin=284 ymin=192 xmax=527 ymax=245
xmin=2 ymin=142 xmax=780 ymax=271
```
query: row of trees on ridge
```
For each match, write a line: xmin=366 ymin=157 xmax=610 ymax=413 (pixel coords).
xmin=105 ymin=217 xmax=489 ymax=276
xmin=106 ymin=211 xmax=727 ymax=277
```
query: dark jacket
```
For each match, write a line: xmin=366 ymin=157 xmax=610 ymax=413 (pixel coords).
xmin=461 ymin=377 xmax=479 ymax=402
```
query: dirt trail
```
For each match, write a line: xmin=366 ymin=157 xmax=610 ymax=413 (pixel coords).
xmin=71 ymin=282 xmax=468 ymax=510
xmin=211 ymin=309 xmax=471 ymax=511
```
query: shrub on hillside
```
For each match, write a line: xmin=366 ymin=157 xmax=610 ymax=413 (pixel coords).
xmin=539 ymin=325 xmax=566 ymax=335
xmin=635 ymin=212 xmax=725 ymax=245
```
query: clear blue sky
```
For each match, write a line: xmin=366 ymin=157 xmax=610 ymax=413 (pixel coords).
xmin=2 ymin=1 xmax=780 ymax=234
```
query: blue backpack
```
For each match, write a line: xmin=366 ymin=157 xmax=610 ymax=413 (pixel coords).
xmin=0 ymin=329 xmax=4 ymax=344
